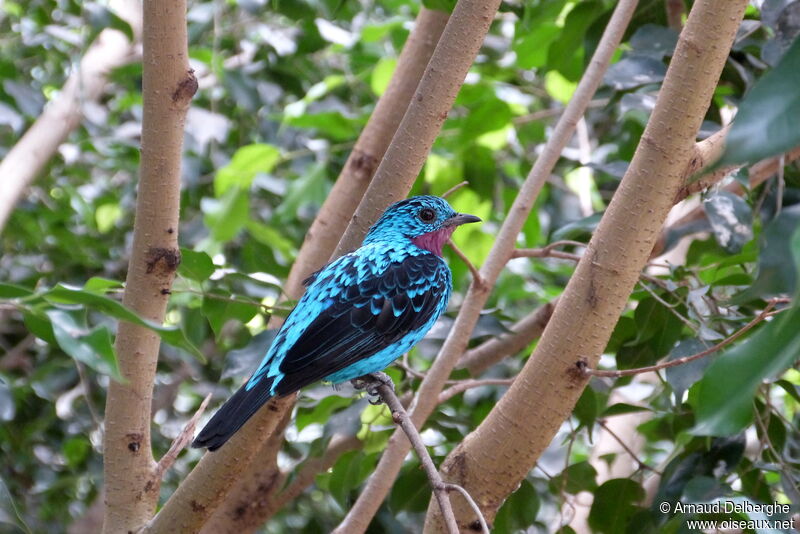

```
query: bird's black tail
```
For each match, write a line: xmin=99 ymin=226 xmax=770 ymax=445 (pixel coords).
xmin=192 ymin=375 xmax=276 ymax=451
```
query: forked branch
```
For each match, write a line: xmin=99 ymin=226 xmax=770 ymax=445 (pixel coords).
xmin=353 ymin=373 xmax=489 ymax=534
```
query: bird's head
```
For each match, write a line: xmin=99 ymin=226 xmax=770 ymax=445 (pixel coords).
xmin=364 ymin=196 xmax=481 ymax=256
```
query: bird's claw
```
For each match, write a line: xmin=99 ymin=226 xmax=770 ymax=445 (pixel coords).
xmin=351 ymin=372 xmax=395 ymax=404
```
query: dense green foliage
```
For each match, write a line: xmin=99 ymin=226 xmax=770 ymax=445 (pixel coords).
xmin=1 ymin=0 xmax=799 ymax=532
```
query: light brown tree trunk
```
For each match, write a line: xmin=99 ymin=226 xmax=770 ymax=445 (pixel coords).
xmin=423 ymin=1 xmax=749 ymax=530
xmin=101 ymin=1 xmax=196 ymax=532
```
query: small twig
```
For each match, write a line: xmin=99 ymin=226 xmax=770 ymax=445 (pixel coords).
xmin=637 ymin=279 xmax=699 ymax=332
xmin=442 ymin=181 xmax=469 ymax=198
xmin=438 ymin=378 xmax=515 ymax=404
xmin=153 ymin=393 xmax=212 ymax=480
xmin=75 ymin=361 xmax=103 ymax=430
xmin=596 ymin=419 xmax=658 ymax=474
xmin=448 ymin=239 xmax=486 ymax=288
xmin=581 ymin=301 xmax=781 ymax=377
xmin=513 ymin=249 xmax=582 ymax=261
xmin=0 ymin=334 xmax=34 ymax=372
xmin=510 ymin=239 xmax=587 ymax=261
xmin=355 ymin=373 xmax=488 ymax=534
xmin=443 ymin=484 xmax=490 ymax=534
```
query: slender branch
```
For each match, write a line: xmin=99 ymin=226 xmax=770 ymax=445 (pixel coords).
xmin=596 ymin=419 xmax=657 ymax=474
xmin=512 ymin=99 xmax=609 ymax=125
xmin=153 ymin=394 xmax=212 ymax=481
xmin=357 ymin=373 xmax=486 ymax=534
xmin=441 ymin=181 xmax=469 ymax=198
xmin=448 ymin=239 xmax=485 ymax=287
xmin=0 ymin=334 xmax=34 ymax=372
xmin=438 ymin=378 xmax=514 ymax=404
xmin=458 ymin=299 xmax=557 ymax=376
xmin=581 ymin=301 xmax=780 ymax=378
xmin=443 ymin=484 xmax=490 ymax=534
xmin=269 ymin=434 xmax=363 ymax=512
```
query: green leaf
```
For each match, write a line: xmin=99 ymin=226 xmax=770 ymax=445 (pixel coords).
xmin=284 ymin=111 xmax=365 ymax=141
xmin=203 ymin=188 xmax=250 ymax=243
xmin=370 ymin=57 xmax=396 ymax=96
xmin=553 ymin=461 xmax=598 ymax=494
xmin=45 ymin=309 xmax=122 ymax=380
xmin=460 ymin=98 xmax=512 ymax=141
xmin=421 ymin=0 xmax=456 ymax=13
xmin=494 ymin=479 xmax=539 ymax=532
xmin=604 ymin=56 xmax=666 ymax=91
xmin=42 ymin=284 xmax=204 ymax=362
xmin=296 ymin=395 xmax=353 ymax=431
xmin=389 ymin=461 xmax=431 ymax=512
xmin=274 ymin=162 xmax=329 ymax=222
xmin=588 ymin=479 xmax=645 ymax=533
xmin=246 ymin=221 xmax=296 ymax=260
xmin=665 ymin=338 xmax=713 ymax=400
xmin=329 ymin=450 xmax=364 ymax=506
xmin=95 ymin=202 xmax=123 ymax=233
xmin=0 ymin=283 xmax=33 ymax=298
xmin=702 ymin=192 xmax=753 ymax=254
xmin=178 ymin=248 xmax=215 ymax=282
xmin=83 ymin=277 xmax=124 ymax=293
xmin=546 ymin=1 xmax=605 ymax=80
xmin=62 ymin=436 xmax=90 ymax=468
xmin=202 ymin=291 xmax=260 ymax=339
xmin=513 ymin=22 xmax=560 ymax=69
xmin=690 ymin=226 xmax=800 ymax=436
xmin=214 ymin=143 xmax=281 ymax=197
xmin=732 ymin=205 xmax=800 ymax=303
xmin=716 ymin=35 xmax=800 ymax=166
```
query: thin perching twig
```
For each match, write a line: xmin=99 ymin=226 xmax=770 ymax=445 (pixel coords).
xmin=596 ymin=419 xmax=659 ymax=474
xmin=448 ymin=238 xmax=486 ymax=287
xmin=443 ymin=483 xmax=490 ymax=533
xmin=442 ymin=180 xmax=469 ymax=198
xmin=438 ymin=378 xmax=515 ymax=404
xmin=153 ymin=393 xmax=212 ymax=479
xmin=358 ymin=373 xmax=489 ymax=534
xmin=580 ymin=301 xmax=782 ymax=378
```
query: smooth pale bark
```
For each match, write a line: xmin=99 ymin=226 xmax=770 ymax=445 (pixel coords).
xmin=423 ymin=1 xmax=749 ymax=530
xmin=101 ymin=1 xmax=196 ymax=532
xmin=334 ymin=1 xmax=639 ymax=531
xmin=0 ymin=0 xmax=141 ymax=234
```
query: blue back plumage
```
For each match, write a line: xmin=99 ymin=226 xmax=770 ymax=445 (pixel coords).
xmin=193 ymin=196 xmax=478 ymax=450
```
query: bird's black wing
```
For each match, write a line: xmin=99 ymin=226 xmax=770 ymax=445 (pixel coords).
xmin=272 ymin=253 xmax=449 ymax=395
xmin=192 ymin=253 xmax=448 ymax=451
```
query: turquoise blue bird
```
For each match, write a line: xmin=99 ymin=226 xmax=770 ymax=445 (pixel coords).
xmin=193 ymin=196 xmax=480 ymax=450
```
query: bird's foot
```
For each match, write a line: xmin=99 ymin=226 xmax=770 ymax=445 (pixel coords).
xmin=351 ymin=372 xmax=395 ymax=404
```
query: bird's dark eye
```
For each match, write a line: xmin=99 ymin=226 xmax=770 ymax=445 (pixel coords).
xmin=418 ymin=207 xmax=436 ymax=223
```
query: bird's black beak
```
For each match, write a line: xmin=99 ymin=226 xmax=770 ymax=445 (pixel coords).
xmin=443 ymin=213 xmax=482 ymax=227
